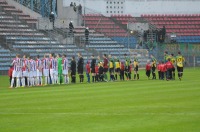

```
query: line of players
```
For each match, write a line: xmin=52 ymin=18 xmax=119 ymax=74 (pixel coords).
xmin=86 ymin=54 xmax=139 ymax=83
xmin=146 ymin=51 xmax=185 ymax=81
xmin=10 ymin=53 xmax=70 ymax=88
xmin=9 ymin=51 xmax=184 ymax=88
xmin=9 ymin=53 xmax=139 ymax=88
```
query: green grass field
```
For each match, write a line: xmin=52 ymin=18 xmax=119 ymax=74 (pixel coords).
xmin=0 ymin=68 xmax=200 ymax=132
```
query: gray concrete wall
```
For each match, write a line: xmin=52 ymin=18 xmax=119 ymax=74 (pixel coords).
xmin=57 ymin=0 xmax=82 ymax=27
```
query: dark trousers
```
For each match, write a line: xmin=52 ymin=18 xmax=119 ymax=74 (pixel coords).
xmin=146 ymin=70 xmax=151 ymax=78
xmin=167 ymin=68 xmax=172 ymax=80
xmin=160 ymin=72 xmax=165 ymax=80
xmin=71 ymin=71 xmax=76 ymax=83
xmin=120 ymin=70 xmax=124 ymax=80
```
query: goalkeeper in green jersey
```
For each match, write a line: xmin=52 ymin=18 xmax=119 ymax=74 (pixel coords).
xmin=57 ymin=54 xmax=63 ymax=84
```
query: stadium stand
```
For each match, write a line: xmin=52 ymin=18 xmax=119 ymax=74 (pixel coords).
xmin=141 ymin=14 xmax=200 ymax=43
xmin=0 ymin=0 xmax=91 ymax=72
xmin=83 ymin=14 xmax=128 ymax=37
xmin=111 ymin=14 xmax=137 ymax=25
xmin=83 ymin=14 xmax=137 ymax=48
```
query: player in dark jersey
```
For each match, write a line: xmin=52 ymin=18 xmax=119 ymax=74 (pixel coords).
xmin=90 ymin=55 xmax=96 ymax=82
xmin=108 ymin=55 xmax=115 ymax=81
xmin=151 ymin=54 xmax=157 ymax=80
xmin=164 ymin=51 xmax=170 ymax=63
xmin=176 ymin=52 xmax=185 ymax=81
xmin=133 ymin=57 xmax=139 ymax=80
xmin=124 ymin=54 xmax=131 ymax=80
xmin=170 ymin=53 xmax=176 ymax=80
xmin=77 ymin=53 xmax=84 ymax=83
xmin=114 ymin=56 xmax=120 ymax=81
xmin=103 ymin=54 xmax=108 ymax=81
xmin=145 ymin=60 xmax=151 ymax=79
xmin=70 ymin=56 xmax=76 ymax=83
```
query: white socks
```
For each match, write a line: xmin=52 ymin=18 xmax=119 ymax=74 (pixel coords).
xmin=10 ymin=78 xmax=14 ymax=87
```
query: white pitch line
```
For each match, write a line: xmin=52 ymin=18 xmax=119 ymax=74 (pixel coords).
xmin=0 ymin=112 xmax=199 ymax=116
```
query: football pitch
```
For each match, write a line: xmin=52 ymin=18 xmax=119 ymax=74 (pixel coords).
xmin=0 ymin=68 xmax=200 ymax=132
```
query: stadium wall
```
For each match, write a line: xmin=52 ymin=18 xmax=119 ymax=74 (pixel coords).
xmin=57 ymin=0 xmax=82 ymax=27
xmin=63 ymin=0 xmax=200 ymax=16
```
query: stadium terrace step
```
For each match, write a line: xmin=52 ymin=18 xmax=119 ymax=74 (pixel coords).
xmin=0 ymin=32 xmax=44 ymax=36
xmin=0 ymin=28 xmax=37 ymax=32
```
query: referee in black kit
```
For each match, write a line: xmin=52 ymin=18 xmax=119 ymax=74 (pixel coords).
xmin=77 ymin=53 xmax=84 ymax=83
xmin=90 ymin=55 xmax=96 ymax=82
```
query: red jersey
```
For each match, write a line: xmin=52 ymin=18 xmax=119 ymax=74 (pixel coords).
xmin=120 ymin=63 xmax=125 ymax=70
xmin=8 ymin=67 xmax=13 ymax=77
xmin=146 ymin=63 xmax=151 ymax=71
xmin=95 ymin=65 xmax=99 ymax=73
xmin=157 ymin=64 xmax=161 ymax=71
xmin=22 ymin=59 xmax=28 ymax=72
xmin=166 ymin=61 xmax=173 ymax=69
xmin=160 ymin=64 xmax=167 ymax=72
xmin=86 ymin=63 xmax=90 ymax=73
xmin=130 ymin=65 xmax=132 ymax=72
xmin=103 ymin=58 xmax=108 ymax=68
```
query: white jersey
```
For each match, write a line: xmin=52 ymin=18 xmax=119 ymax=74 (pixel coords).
xmin=30 ymin=59 xmax=37 ymax=72
xmin=62 ymin=58 xmax=68 ymax=71
xmin=12 ymin=58 xmax=22 ymax=72
xmin=22 ymin=58 xmax=29 ymax=72
xmin=42 ymin=58 xmax=49 ymax=70
xmin=54 ymin=58 xmax=58 ymax=71
xmin=36 ymin=59 xmax=42 ymax=71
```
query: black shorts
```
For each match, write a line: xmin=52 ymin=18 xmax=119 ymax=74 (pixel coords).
xmin=125 ymin=66 xmax=130 ymax=72
xmin=146 ymin=70 xmax=150 ymax=76
xmin=109 ymin=68 xmax=114 ymax=73
xmin=172 ymin=67 xmax=175 ymax=72
xmin=115 ymin=68 xmax=120 ymax=73
xmin=134 ymin=66 xmax=138 ymax=71
xmin=91 ymin=68 xmax=95 ymax=73
xmin=78 ymin=68 xmax=83 ymax=74
xmin=152 ymin=66 xmax=156 ymax=72
xmin=177 ymin=66 xmax=183 ymax=72
xmin=103 ymin=68 xmax=108 ymax=73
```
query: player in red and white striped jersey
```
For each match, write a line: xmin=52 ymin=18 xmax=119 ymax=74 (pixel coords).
xmin=22 ymin=54 xmax=29 ymax=87
xmin=36 ymin=55 xmax=43 ymax=86
xmin=42 ymin=54 xmax=50 ymax=85
xmin=32 ymin=58 xmax=37 ymax=86
xmin=62 ymin=54 xmax=69 ymax=84
xmin=10 ymin=54 xmax=22 ymax=88
xmin=49 ymin=53 xmax=55 ymax=84
xmin=28 ymin=56 xmax=36 ymax=86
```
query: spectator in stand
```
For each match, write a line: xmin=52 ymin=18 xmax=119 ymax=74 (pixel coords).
xmin=85 ymin=27 xmax=89 ymax=44
xmin=73 ymin=2 xmax=77 ymax=12
xmin=162 ymin=26 xmax=166 ymax=42
xmin=70 ymin=2 xmax=73 ymax=7
xmin=69 ymin=21 xmax=74 ymax=36
xmin=78 ymin=4 xmax=82 ymax=14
